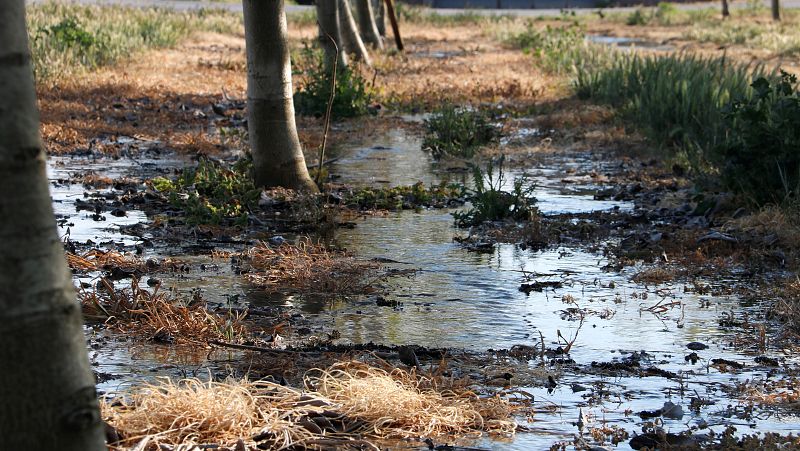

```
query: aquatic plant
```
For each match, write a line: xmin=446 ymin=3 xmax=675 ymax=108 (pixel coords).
xmin=422 ymin=104 xmax=502 ymax=160
xmin=343 ymin=181 xmax=466 ymax=211
xmin=150 ymin=157 xmax=261 ymax=226
xmin=453 ymin=156 xmax=538 ymax=228
xmin=293 ymin=44 xmax=374 ymax=119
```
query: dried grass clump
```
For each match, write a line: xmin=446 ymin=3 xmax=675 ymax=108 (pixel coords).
xmin=103 ymin=378 xmax=265 ymax=449
xmin=104 ymin=361 xmax=522 ymax=450
xmin=244 ymin=238 xmax=383 ymax=296
xmin=67 ymin=249 xmax=145 ymax=273
xmin=79 ymin=278 xmax=245 ymax=344
xmin=305 ymin=361 xmax=519 ymax=439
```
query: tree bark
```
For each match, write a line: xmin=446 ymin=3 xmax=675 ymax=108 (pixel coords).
xmin=772 ymin=0 xmax=780 ymax=21
xmin=338 ymin=0 xmax=372 ymax=65
xmin=316 ymin=0 xmax=348 ymax=71
xmin=0 ymin=2 xmax=106 ymax=450
xmin=373 ymin=0 xmax=386 ymax=37
xmin=721 ymin=0 xmax=730 ymax=17
xmin=243 ymin=0 xmax=317 ymax=191
xmin=354 ymin=0 xmax=384 ymax=49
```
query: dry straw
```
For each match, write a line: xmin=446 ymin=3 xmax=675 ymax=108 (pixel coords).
xmin=244 ymin=238 xmax=383 ymax=295
xmin=104 ymin=361 xmax=522 ymax=450
xmin=79 ymin=278 xmax=245 ymax=344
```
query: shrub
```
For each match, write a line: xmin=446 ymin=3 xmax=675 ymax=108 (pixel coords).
xmin=293 ymin=45 xmax=374 ymax=119
xmin=422 ymin=105 xmax=502 ymax=160
xmin=453 ymin=156 xmax=538 ymax=227
xmin=717 ymin=72 xmax=800 ymax=204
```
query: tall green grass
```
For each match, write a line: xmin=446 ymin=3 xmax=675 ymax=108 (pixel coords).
xmin=27 ymin=3 xmax=243 ymax=81
xmin=575 ymin=53 xmax=769 ymax=157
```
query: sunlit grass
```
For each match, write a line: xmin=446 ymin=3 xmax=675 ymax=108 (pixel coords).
xmin=27 ymin=2 xmax=243 ymax=81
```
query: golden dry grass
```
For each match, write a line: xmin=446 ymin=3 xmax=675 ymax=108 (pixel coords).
xmin=243 ymin=238 xmax=384 ymax=296
xmin=103 ymin=360 xmax=524 ymax=450
xmin=79 ymin=278 xmax=245 ymax=344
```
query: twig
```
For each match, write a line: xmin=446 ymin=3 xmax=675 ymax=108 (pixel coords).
xmin=317 ymin=26 xmax=339 ymax=187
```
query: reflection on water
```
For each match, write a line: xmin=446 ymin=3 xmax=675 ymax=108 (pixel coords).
xmin=58 ymin=128 xmax=800 ymax=449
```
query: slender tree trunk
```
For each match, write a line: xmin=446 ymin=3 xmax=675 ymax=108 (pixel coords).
xmin=243 ymin=0 xmax=317 ymax=191
xmin=721 ymin=0 xmax=730 ymax=17
xmin=0 ymin=2 xmax=106 ymax=450
xmin=384 ymin=0 xmax=404 ymax=51
xmin=316 ymin=0 xmax=348 ymax=71
xmin=354 ymin=0 xmax=384 ymax=49
xmin=338 ymin=0 xmax=372 ymax=65
xmin=373 ymin=0 xmax=386 ymax=37
xmin=772 ymin=0 xmax=780 ymax=21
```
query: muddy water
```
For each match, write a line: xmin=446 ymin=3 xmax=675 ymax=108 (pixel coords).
xmin=53 ymin=129 xmax=800 ymax=449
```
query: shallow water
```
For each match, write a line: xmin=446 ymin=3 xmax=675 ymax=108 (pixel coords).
xmin=54 ymin=128 xmax=800 ymax=449
xmin=587 ymin=34 xmax=675 ymax=52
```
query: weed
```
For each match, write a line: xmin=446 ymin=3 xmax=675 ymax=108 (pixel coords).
xmin=507 ymin=23 xmax=596 ymax=74
xmin=453 ymin=156 xmax=538 ymax=228
xmin=575 ymin=52 xmax=770 ymax=168
xmin=343 ymin=182 xmax=466 ymax=211
xmin=28 ymin=3 xmax=243 ymax=81
xmin=150 ymin=157 xmax=260 ymax=226
xmin=717 ymin=71 xmax=800 ymax=204
xmin=422 ymin=105 xmax=502 ymax=160
xmin=293 ymin=44 xmax=374 ymax=119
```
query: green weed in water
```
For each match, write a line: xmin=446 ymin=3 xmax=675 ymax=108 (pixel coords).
xmin=422 ymin=105 xmax=502 ymax=160
xmin=453 ymin=156 xmax=538 ymax=228
xmin=150 ymin=157 xmax=260 ymax=226
xmin=343 ymin=182 xmax=466 ymax=211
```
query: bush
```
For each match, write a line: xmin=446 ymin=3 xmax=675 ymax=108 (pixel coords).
xmin=422 ymin=105 xmax=502 ymax=160
xmin=293 ymin=45 xmax=374 ymax=119
xmin=453 ymin=156 xmax=538 ymax=227
xmin=717 ymin=72 xmax=800 ymax=204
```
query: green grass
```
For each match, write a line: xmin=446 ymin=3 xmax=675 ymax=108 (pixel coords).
xmin=422 ymin=105 xmax=502 ymax=160
xmin=150 ymin=157 xmax=260 ymax=226
xmin=576 ymin=52 xmax=770 ymax=166
xmin=506 ymin=22 xmax=608 ymax=75
xmin=27 ymin=2 xmax=243 ymax=81
xmin=395 ymin=3 xmax=516 ymax=26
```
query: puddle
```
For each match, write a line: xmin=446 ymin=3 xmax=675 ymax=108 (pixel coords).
xmin=54 ymin=126 xmax=799 ymax=449
xmin=588 ymin=35 xmax=675 ymax=52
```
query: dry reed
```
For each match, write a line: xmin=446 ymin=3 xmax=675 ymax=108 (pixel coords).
xmin=79 ymin=278 xmax=245 ymax=344
xmin=243 ymin=238 xmax=383 ymax=296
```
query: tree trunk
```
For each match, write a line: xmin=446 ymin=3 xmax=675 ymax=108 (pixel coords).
xmin=243 ymin=0 xmax=317 ymax=191
xmin=772 ymin=0 xmax=780 ymax=21
xmin=373 ymin=0 xmax=386 ymax=37
xmin=721 ymin=0 xmax=730 ymax=17
xmin=0 ymin=2 xmax=106 ymax=450
xmin=316 ymin=0 xmax=348 ymax=71
xmin=354 ymin=0 xmax=384 ymax=49
xmin=338 ymin=0 xmax=372 ymax=65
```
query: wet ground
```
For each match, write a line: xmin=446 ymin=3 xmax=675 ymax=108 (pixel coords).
xmin=56 ymin=125 xmax=800 ymax=449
